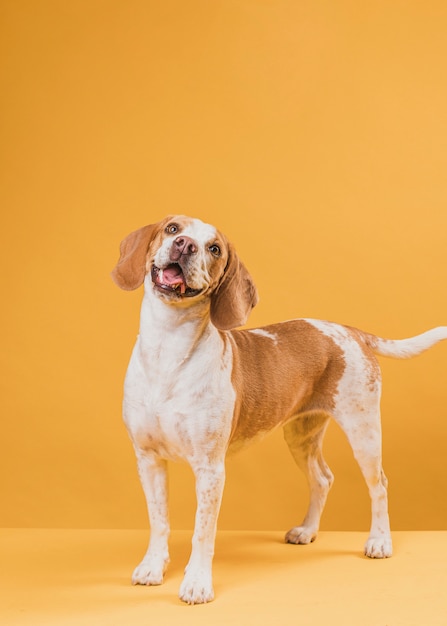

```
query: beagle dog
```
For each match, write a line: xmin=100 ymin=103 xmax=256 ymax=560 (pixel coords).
xmin=112 ymin=215 xmax=447 ymax=604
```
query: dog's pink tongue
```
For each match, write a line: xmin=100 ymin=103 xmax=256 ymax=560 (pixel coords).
xmin=161 ymin=266 xmax=186 ymax=293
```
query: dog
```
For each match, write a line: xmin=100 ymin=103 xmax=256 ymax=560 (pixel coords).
xmin=112 ymin=215 xmax=447 ymax=604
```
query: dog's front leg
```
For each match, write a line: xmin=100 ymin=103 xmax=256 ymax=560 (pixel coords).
xmin=179 ymin=460 xmax=225 ymax=604
xmin=131 ymin=451 xmax=170 ymax=586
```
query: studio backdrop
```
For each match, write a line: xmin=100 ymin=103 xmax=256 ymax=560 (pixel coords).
xmin=1 ymin=0 xmax=447 ymax=531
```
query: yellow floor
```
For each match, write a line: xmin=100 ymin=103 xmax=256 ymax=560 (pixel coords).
xmin=1 ymin=529 xmax=446 ymax=625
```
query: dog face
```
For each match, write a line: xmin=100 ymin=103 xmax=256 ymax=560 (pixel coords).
xmin=112 ymin=215 xmax=259 ymax=330
xmin=148 ymin=216 xmax=229 ymax=301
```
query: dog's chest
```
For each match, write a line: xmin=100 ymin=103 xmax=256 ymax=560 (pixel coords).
xmin=123 ymin=334 xmax=235 ymax=460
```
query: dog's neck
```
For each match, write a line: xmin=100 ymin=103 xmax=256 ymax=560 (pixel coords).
xmin=138 ymin=277 xmax=219 ymax=367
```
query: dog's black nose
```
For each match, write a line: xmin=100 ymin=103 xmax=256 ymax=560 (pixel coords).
xmin=170 ymin=236 xmax=197 ymax=261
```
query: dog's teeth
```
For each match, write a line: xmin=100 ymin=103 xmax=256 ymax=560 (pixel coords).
xmin=158 ymin=268 xmax=164 ymax=281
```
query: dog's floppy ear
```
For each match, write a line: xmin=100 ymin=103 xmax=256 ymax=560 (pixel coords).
xmin=210 ymin=243 xmax=259 ymax=330
xmin=111 ymin=223 xmax=159 ymax=290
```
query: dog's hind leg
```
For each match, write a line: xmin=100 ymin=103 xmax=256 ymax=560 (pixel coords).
xmin=283 ymin=413 xmax=333 ymax=545
xmin=333 ymin=402 xmax=392 ymax=558
xmin=331 ymin=348 xmax=392 ymax=559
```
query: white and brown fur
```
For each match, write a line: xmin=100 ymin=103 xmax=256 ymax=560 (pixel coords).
xmin=112 ymin=215 xmax=447 ymax=604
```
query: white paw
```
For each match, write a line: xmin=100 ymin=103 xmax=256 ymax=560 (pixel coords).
xmin=285 ymin=526 xmax=317 ymax=545
xmin=179 ymin=569 xmax=214 ymax=605
xmin=131 ymin=557 xmax=169 ymax=586
xmin=364 ymin=536 xmax=393 ymax=559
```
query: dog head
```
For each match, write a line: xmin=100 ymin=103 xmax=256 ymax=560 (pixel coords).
xmin=111 ymin=216 xmax=258 ymax=330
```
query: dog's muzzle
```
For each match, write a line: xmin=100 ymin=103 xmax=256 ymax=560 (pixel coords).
xmin=151 ymin=236 xmax=203 ymax=298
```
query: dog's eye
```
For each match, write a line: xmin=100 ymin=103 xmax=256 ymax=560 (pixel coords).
xmin=209 ymin=244 xmax=221 ymax=257
xmin=166 ymin=223 xmax=179 ymax=235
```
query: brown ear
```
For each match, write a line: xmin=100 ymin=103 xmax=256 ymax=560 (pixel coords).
xmin=210 ymin=244 xmax=259 ymax=330
xmin=111 ymin=224 xmax=159 ymax=290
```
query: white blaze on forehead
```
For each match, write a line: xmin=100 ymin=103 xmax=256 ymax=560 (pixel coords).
xmin=181 ymin=218 xmax=217 ymax=244
xmin=155 ymin=217 xmax=217 ymax=259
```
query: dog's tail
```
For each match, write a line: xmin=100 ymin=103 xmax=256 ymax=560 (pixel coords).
xmin=363 ymin=326 xmax=447 ymax=359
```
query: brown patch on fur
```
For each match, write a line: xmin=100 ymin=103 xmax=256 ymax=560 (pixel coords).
xmin=227 ymin=320 xmax=345 ymax=446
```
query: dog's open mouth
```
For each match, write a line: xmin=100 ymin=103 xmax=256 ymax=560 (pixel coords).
xmin=151 ymin=264 xmax=202 ymax=297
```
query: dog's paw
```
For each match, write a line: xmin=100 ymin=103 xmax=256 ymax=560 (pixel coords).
xmin=285 ymin=526 xmax=317 ymax=545
xmin=364 ymin=536 xmax=393 ymax=559
xmin=131 ymin=557 xmax=169 ymax=586
xmin=179 ymin=569 xmax=214 ymax=605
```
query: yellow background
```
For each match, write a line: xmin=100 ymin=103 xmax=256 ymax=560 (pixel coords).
xmin=1 ymin=0 xmax=446 ymax=532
